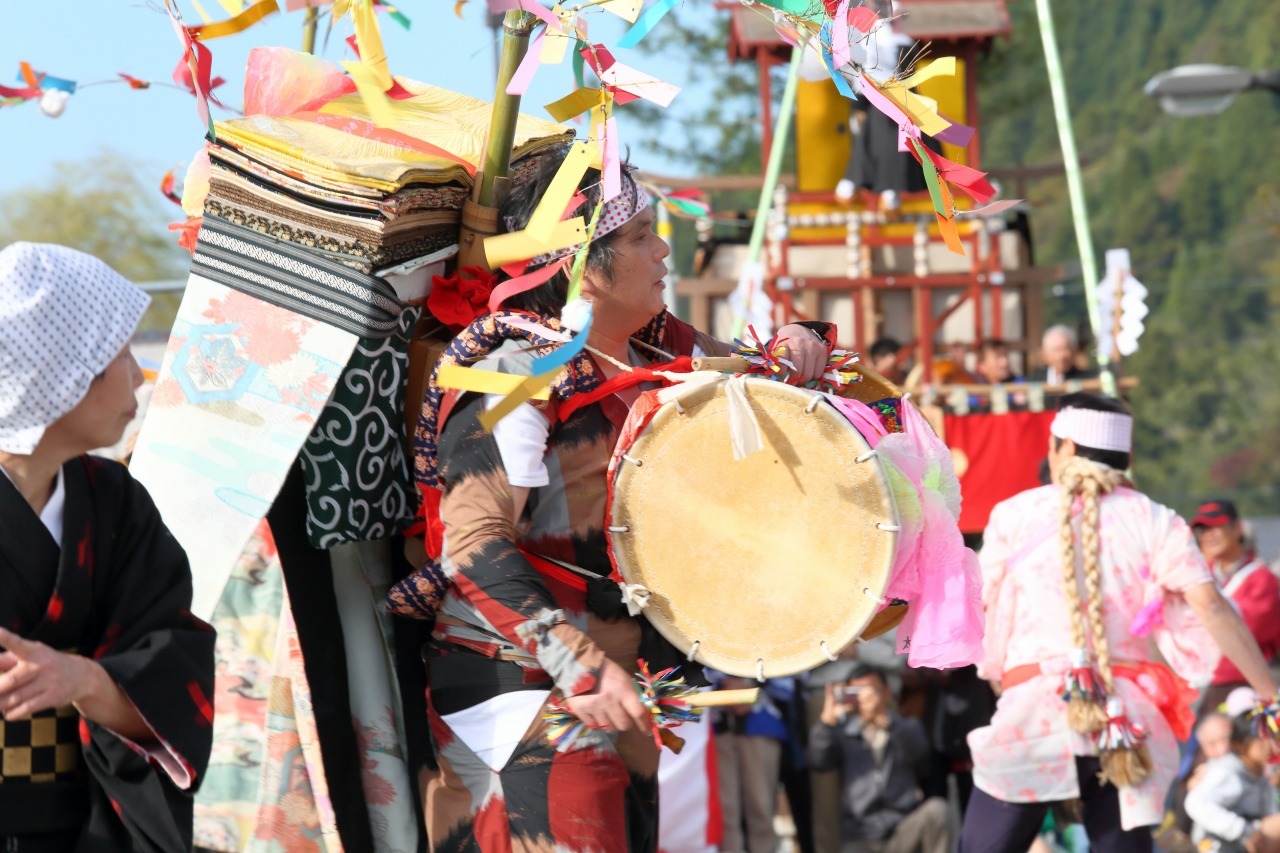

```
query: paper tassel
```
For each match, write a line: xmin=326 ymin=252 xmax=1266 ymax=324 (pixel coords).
xmin=1097 ymin=697 xmax=1152 ymax=788
xmin=543 ymin=661 xmax=703 ymax=752
xmin=1249 ymin=693 xmax=1280 ymax=740
xmin=1061 ymin=648 xmax=1108 ymax=734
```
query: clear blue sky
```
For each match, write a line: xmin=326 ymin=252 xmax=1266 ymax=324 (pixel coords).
xmin=0 ymin=1 xmax=703 ymax=195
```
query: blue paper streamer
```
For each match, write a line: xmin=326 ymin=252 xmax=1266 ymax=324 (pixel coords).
xmin=819 ymin=22 xmax=854 ymax=99
xmin=17 ymin=70 xmax=76 ymax=93
xmin=617 ymin=0 xmax=680 ymax=49
xmin=530 ymin=306 xmax=593 ymax=375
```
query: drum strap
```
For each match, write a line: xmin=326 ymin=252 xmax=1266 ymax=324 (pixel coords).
xmin=520 ymin=550 xmax=593 ymax=592
xmin=555 ymin=356 xmax=694 ymax=422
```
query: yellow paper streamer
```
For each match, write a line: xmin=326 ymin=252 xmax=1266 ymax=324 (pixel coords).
xmin=525 ymin=141 xmax=592 ymax=243
xmin=597 ymin=0 xmax=642 ymax=23
xmin=896 ymin=57 xmax=956 ymax=91
xmin=478 ymin=369 xmax=565 ymax=431
xmin=188 ymin=0 xmax=213 ymax=23
xmin=214 ymin=0 xmax=245 ymax=13
xmin=188 ymin=0 xmax=278 ymax=39
xmin=340 ymin=59 xmax=397 ymax=128
xmin=351 ymin=0 xmax=393 ymax=91
xmin=545 ymin=87 xmax=603 ymax=122
xmin=437 ymin=364 xmax=553 ymax=399
xmin=484 ymin=218 xmax=588 ymax=267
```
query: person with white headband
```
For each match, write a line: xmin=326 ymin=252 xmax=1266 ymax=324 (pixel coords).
xmin=958 ymin=392 xmax=1278 ymax=853
xmin=0 ymin=242 xmax=214 ymax=851
xmin=386 ymin=147 xmax=835 ymax=851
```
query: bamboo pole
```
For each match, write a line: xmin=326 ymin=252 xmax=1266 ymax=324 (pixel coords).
xmin=732 ymin=46 xmax=804 ymax=339
xmin=478 ymin=10 xmax=536 ymax=208
xmin=1033 ymin=0 xmax=1117 ymax=395
xmin=301 ymin=6 xmax=318 ymax=55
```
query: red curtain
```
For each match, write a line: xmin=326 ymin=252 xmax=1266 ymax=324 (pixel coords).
xmin=945 ymin=410 xmax=1056 ymax=534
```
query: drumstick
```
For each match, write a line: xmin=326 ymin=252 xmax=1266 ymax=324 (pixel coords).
xmin=687 ymin=688 xmax=760 ymax=707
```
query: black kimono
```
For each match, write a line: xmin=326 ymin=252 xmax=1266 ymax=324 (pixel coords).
xmin=0 ymin=455 xmax=215 ymax=851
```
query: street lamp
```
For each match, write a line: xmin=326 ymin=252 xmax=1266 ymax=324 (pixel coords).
xmin=1144 ymin=64 xmax=1280 ymax=117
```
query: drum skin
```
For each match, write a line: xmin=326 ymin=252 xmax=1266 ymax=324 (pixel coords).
xmin=608 ymin=378 xmax=899 ymax=679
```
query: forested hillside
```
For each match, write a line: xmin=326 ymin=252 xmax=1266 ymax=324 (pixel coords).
xmin=979 ymin=0 xmax=1280 ymax=513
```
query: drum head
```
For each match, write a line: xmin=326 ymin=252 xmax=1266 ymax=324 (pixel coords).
xmin=609 ymin=379 xmax=898 ymax=678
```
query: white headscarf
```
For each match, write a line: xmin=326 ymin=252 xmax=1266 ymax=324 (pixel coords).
xmin=0 ymin=243 xmax=150 ymax=454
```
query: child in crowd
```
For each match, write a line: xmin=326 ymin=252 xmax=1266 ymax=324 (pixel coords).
xmin=1185 ymin=711 xmax=1280 ymax=852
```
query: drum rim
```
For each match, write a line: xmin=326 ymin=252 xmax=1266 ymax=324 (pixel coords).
xmin=608 ymin=377 xmax=901 ymax=679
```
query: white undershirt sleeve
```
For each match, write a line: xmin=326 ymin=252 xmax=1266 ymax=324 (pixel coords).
xmin=484 ymin=396 xmax=552 ymax=488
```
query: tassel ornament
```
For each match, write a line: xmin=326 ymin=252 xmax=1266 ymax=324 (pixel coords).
xmin=1097 ymin=697 xmax=1152 ymax=788
xmin=1061 ymin=648 xmax=1108 ymax=734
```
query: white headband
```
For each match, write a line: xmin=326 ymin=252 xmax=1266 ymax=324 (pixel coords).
xmin=1050 ymin=407 xmax=1133 ymax=454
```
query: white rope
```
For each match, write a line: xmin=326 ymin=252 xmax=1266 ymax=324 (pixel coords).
xmin=621 ymin=454 xmax=643 ymax=467
xmin=864 ymin=587 xmax=888 ymax=605
xmin=686 ymin=640 xmax=701 ymax=662
xmin=805 ymin=396 xmax=821 ymax=414
xmin=607 ymin=525 xmax=630 ymax=533
xmin=726 ymin=375 xmax=764 ymax=461
xmin=619 ymin=582 xmax=652 ymax=617
xmin=856 ymin=450 xmax=877 ymax=463
xmin=756 ymin=659 xmax=765 ymax=682
xmin=820 ymin=641 xmax=838 ymax=662
xmin=876 ymin=522 xmax=901 ymax=532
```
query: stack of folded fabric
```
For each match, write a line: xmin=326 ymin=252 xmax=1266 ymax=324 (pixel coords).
xmin=133 ymin=64 xmax=571 ymax=609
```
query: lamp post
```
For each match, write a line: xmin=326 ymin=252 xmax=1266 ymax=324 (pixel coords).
xmin=1144 ymin=64 xmax=1280 ymax=117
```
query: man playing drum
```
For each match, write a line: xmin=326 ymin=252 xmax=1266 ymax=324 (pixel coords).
xmin=960 ymin=392 xmax=1278 ymax=853
xmin=388 ymin=147 xmax=832 ymax=852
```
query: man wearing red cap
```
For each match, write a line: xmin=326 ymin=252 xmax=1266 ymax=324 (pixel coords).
xmin=1193 ymin=499 xmax=1280 ymax=713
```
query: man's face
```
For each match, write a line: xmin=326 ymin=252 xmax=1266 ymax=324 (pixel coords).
xmin=581 ymin=207 xmax=670 ymax=329
xmin=1042 ymin=331 xmax=1076 ymax=374
xmin=1197 ymin=715 xmax=1232 ymax=760
xmin=847 ymin=674 xmax=888 ymax=722
xmin=978 ymin=347 xmax=1010 ymax=384
xmin=1195 ymin=522 xmax=1243 ymax=566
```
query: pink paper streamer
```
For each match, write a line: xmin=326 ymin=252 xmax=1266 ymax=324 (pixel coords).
xmin=505 ymin=28 xmax=544 ymax=95
xmin=859 ymin=79 xmax=918 ymax=153
xmin=601 ymin=117 xmax=621 ymax=201
xmin=831 ymin=0 xmax=851 ymax=70
xmin=488 ymin=257 xmax=569 ymax=311
xmin=487 ymin=0 xmax=558 ymax=28
xmin=848 ymin=6 xmax=879 ymax=32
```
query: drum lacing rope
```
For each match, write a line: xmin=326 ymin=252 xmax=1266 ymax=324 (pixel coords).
xmin=856 ymin=449 xmax=877 ymax=463
xmin=619 ymin=582 xmax=652 ymax=616
xmin=864 ymin=587 xmax=888 ymax=605
xmin=876 ymin=522 xmax=900 ymax=532
xmin=820 ymin=640 xmax=839 ymax=662
xmin=756 ymin=659 xmax=766 ymax=682
xmin=608 ymin=524 xmax=630 ymax=533
xmin=686 ymin=641 xmax=701 ymax=662
xmin=805 ymin=396 xmax=821 ymax=414
xmin=621 ymin=454 xmax=643 ymax=467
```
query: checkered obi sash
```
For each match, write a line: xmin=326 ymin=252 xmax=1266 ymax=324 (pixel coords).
xmin=0 ymin=704 xmax=84 ymax=785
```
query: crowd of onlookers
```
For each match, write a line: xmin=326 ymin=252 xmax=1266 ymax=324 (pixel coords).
xmin=705 ymin=492 xmax=1280 ymax=853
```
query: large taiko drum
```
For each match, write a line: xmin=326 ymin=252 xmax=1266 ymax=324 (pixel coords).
xmin=605 ymin=366 xmax=904 ymax=679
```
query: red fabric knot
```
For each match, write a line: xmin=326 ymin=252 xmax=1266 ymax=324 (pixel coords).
xmin=427 ymin=266 xmax=498 ymax=332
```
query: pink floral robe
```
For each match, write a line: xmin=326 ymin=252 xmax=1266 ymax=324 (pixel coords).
xmin=969 ymin=485 xmax=1219 ymax=830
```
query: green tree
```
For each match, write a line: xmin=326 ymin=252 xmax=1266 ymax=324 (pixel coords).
xmin=0 ymin=150 xmax=187 ymax=331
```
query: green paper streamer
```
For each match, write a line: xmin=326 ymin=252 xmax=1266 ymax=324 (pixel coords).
xmin=912 ymin=138 xmax=947 ymax=217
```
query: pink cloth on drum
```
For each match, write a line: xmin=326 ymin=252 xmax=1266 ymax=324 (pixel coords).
xmin=828 ymin=395 xmax=984 ymax=669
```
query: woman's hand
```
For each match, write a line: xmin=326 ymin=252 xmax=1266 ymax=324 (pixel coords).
xmin=565 ymin=658 xmax=650 ymax=734
xmin=0 ymin=628 xmax=95 ymax=719
xmin=774 ymin=324 xmax=829 ymax=383
xmin=0 ymin=627 xmax=151 ymax=741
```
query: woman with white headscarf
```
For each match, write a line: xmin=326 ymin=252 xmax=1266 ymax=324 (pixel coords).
xmin=0 ymin=243 xmax=214 ymax=852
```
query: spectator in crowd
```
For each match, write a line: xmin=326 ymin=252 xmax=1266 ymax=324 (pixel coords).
xmin=932 ymin=341 xmax=978 ymax=385
xmin=868 ymin=338 xmax=906 ymax=385
xmin=808 ymin=663 xmax=950 ymax=853
xmin=1185 ymin=711 xmax=1280 ymax=852
xmin=714 ymin=675 xmax=793 ymax=853
xmin=1194 ymin=499 xmax=1280 ymax=712
xmin=1165 ymin=712 xmax=1235 ymax=845
xmin=975 ymin=339 xmax=1018 ymax=385
xmin=1028 ymin=325 xmax=1094 ymax=385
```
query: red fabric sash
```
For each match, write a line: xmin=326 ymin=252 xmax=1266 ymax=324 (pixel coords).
xmin=555 ymin=356 xmax=694 ymax=422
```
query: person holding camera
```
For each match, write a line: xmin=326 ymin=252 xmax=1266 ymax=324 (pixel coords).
xmin=807 ymin=662 xmax=951 ymax=853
